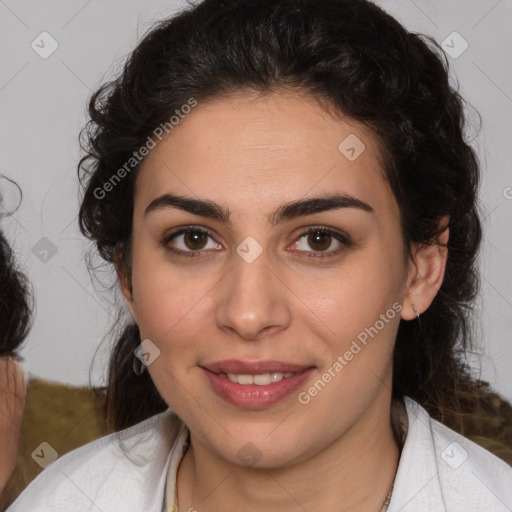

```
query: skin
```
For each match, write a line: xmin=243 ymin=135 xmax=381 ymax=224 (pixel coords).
xmin=0 ymin=357 xmax=26 ymax=495
xmin=119 ymin=90 xmax=448 ymax=512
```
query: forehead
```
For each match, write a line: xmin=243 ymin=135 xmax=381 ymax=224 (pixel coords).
xmin=135 ymin=91 xmax=394 ymax=218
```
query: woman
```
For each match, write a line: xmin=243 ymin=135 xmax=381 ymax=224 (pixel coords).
xmin=8 ymin=0 xmax=512 ymax=510
xmin=0 ymin=180 xmax=31 ymax=501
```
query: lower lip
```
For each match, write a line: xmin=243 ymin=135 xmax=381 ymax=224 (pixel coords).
xmin=201 ymin=367 xmax=315 ymax=408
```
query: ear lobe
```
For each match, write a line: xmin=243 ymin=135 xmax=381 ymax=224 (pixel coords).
xmin=119 ymin=273 xmax=137 ymax=322
xmin=401 ymin=215 xmax=449 ymax=321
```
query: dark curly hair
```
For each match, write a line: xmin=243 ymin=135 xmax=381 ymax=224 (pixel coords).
xmin=0 ymin=181 xmax=32 ymax=359
xmin=77 ymin=0 xmax=505 ymax=445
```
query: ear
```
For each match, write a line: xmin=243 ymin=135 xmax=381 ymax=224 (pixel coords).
xmin=401 ymin=215 xmax=449 ymax=321
xmin=114 ymin=243 xmax=138 ymax=323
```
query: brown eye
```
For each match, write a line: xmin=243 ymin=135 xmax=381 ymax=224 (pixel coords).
xmin=161 ymin=227 xmax=222 ymax=258
xmin=307 ymin=231 xmax=332 ymax=251
xmin=183 ymin=230 xmax=208 ymax=250
xmin=292 ymin=227 xmax=352 ymax=258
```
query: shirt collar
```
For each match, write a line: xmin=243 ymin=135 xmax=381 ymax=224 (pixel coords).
xmin=162 ymin=397 xmax=448 ymax=512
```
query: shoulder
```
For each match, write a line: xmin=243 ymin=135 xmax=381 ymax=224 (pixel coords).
xmin=7 ymin=408 xmax=184 ymax=512
xmin=427 ymin=402 xmax=512 ymax=509
xmin=391 ymin=396 xmax=512 ymax=512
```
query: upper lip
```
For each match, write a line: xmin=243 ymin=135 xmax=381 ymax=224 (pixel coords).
xmin=202 ymin=360 xmax=313 ymax=375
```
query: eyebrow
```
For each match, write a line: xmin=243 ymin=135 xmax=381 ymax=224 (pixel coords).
xmin=144 ymin=192 xmax=374 ymax=226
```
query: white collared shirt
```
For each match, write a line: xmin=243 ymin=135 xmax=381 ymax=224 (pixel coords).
xmin=7 ymin=396 xmax=512 ymax=511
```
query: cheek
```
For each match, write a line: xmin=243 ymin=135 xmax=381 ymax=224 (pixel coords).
xmin=293 ymin=246 xmax=404 ymax=344
xmin=129 ymin=243 xmax=217 ymax=359
xmin=132 ymin=272 xmax=205 ymax=344
xmin=292 ymin=264 xmax=402 ymax=415
xmin=130 ymin=262 xmax=211 ymax=407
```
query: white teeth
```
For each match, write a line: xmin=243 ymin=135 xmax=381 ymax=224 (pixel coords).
xmin=237 ymin=374 xmax=254 ymax=385
xmin=224 ymin=372 xmax=295 ymax=385
xmin=253 ymin=373 xmax=273 ymax=385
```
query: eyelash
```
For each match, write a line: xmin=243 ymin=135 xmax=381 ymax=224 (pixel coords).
xmin=160 ymin=226 xmax=352 ymax=260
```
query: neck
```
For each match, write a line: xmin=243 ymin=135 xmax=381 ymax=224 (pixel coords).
xmin=176 ymin=389 xmax=400 ymax=512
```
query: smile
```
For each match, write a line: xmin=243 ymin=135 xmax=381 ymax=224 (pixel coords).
xmin=201 ymin=365 xmax=315 ymax=408
xmin=221 ymin=372 xmax=295 ymax=385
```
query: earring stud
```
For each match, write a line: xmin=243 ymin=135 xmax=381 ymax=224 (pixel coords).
xmin=412 ymin=304 xmax=420 ymax=321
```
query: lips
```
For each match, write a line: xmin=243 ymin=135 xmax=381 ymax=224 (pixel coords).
xmin=200 ymin=359 xmax=316 ymax=408
xmin=202 ymin=359 xmax=312 ymax=375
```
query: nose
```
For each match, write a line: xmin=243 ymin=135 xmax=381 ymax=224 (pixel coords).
xmin=215 ymin=247 xmax=292 ymax=341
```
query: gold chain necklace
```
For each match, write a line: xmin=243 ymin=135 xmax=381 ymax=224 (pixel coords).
xmin=379 ymin=478 xmax=395 ymax=511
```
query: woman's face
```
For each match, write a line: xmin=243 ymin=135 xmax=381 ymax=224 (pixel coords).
xmin=123 ymin=91 xmax=415 ymax=467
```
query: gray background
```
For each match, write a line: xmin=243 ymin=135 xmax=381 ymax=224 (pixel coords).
xmin=1 ymin=0 xmax=511 ymax=401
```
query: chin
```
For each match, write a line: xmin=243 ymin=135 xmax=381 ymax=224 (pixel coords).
xmin=208 ymin=427 xmax=310 ymax=468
